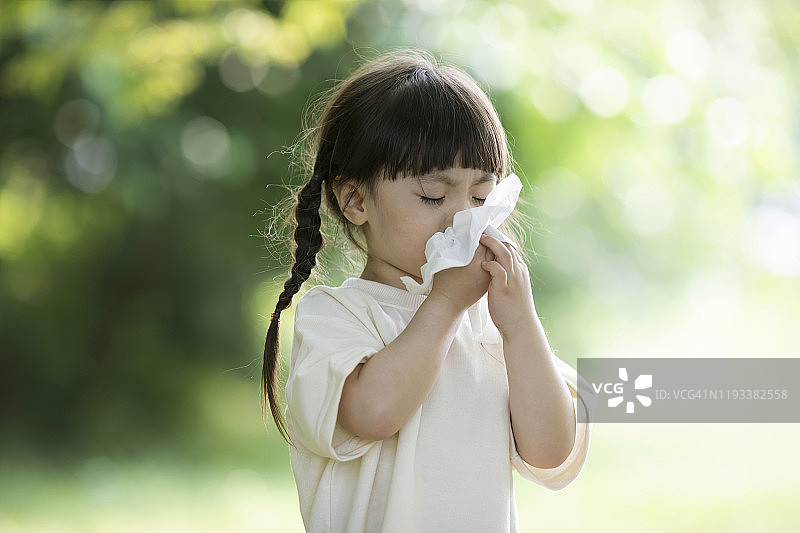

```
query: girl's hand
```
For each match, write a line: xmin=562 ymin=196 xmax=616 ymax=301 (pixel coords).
xmin=479 ymin=233 xmax=538 ymax=338
xmin=429 ymin=244 xmax=492 ymax=313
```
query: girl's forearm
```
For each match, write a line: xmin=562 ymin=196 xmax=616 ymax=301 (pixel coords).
xmin=337 ymin=294 xmax=464 ymax=441
xmin=504 ymin=317 xmax=576 ymax=469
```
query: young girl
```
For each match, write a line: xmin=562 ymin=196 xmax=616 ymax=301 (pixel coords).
xmin=263 ymin=50 xmax=594 ymax=533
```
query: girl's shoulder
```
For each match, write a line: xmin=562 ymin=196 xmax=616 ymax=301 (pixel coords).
xmin=293 ymin=279 xmax=392 ymax=335
xmin=298 ymin=277 xmax=363 ymax=301
xmin=296 ymin=277 xmax=426 ymax=316
xmin=293 ymin=278 xmax=422 ymax=343
xmin=295 ymin=278 xmax=376 ymax=315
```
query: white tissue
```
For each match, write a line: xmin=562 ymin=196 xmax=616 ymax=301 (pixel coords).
xmin=400 ymin=173 xmax=522 ymax=294
xmin=400 ymin=173 xmax=523 ymax=344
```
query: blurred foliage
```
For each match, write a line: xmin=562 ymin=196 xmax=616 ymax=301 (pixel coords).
xmin=0 ymin=0 xmax=363 ymax=459
xmin=2 ymin=0 xmax=800 ymax=529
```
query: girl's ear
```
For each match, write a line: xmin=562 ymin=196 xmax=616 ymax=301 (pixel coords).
xmin=333 ymin=180 xmax=368 ymax=226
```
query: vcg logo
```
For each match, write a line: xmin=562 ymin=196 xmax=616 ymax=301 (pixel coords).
xmin=592 ymin=367 xmax=653 ymax=414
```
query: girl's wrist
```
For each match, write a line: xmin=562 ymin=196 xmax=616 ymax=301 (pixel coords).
xmin=499 ymin=312 xmax=543 ymax=346
xmin=424 ymin=291 xmax=468 ymax=319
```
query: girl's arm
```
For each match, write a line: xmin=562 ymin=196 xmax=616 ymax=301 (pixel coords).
xmin=479 ymin=234 xmax=577 ymax=469
xmin=338 ymin=250 xmax=491 ymax=441
xmin=504 ymin=317 xmax=576 ymax=469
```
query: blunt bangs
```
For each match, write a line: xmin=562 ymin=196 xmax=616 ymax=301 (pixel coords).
xmin=341 ymin=65 xmax=507 ymax=185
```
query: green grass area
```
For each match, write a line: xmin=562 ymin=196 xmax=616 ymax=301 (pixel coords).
xmin=0 ymin=457 xmax=303 ymax=533
xmin=3 ymin=423 xmax=798 ymax=532
xmin=515 ymin=424 xmax=800 ymax=532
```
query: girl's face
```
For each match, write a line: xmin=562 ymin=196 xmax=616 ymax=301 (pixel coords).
xmin=358 ymin=167 xmax=497 ymax=290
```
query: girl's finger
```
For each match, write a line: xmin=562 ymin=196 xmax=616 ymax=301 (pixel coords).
xmin=503 ymin=242 xmax=520 ymax=272
xmin=481 ymin=260 xmax=507 ymax=285
xmin=480 ymin=234 xmax=513 ymax=270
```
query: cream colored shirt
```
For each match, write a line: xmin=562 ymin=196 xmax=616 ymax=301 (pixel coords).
xmin=285 ymin=277 xmax=594 ymax=533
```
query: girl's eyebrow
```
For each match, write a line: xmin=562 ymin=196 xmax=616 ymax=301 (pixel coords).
xmin=417 ymin=171 xmax=498 ymax=186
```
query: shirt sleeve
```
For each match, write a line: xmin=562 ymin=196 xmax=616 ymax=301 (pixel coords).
xmin=511 ymin=356 xmax=598 ymax=490
xmin=285 ymin=288 xmax=386 ymax=461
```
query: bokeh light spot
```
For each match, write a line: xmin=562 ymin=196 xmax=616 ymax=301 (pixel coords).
xmin=605 ymin=9 xmax=654 ymax=57
xmin=665 ymin=28 xmax=713 ymax=80
xmin=181 ymin=117 xmax=230 ymax=169
xmin=554 ymin=43 xmax=599 ymax=91
xmin=268 ymin=23 xmax=309 ymax=66
xmin=579 ymin=66 xmax=629 ymax=117
xmin=705 ymin=97 xmax=751 ymax=147
xmin=622 ymin=182 xmax=675 ymax=235
xmin=66 ymin=136 xmax=118 ymax=193
xmin=642 ymin=74 xmax=693 ymax=125
xmin=129 ymin=25 xmax=166 ymax=64
xmin=223 ymin=9 xmax=276 ymax=51
xmin=743 ymin=204 xmax=800 ymax=277
xmin=219 ymin=49 xmax=264 ymax=92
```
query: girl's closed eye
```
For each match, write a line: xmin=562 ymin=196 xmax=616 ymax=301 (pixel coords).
xmin=419 ymin=196 xmax=487 ymax=206
xmin=420 ymin=195 xmax=445 ymax=205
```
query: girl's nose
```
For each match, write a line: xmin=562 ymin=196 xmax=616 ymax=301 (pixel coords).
xmin=446 ymin=198 xmax=474 ymax=228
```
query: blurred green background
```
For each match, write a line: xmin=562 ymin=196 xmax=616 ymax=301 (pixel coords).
xmin=2 ymin=0 xmax=800 ymax=531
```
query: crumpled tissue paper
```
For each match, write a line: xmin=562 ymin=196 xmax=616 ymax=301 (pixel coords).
xmin=400 ymin=173 xmax=523 ymax=344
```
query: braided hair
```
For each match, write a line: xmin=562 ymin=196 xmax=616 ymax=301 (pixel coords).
xmin=262 ymin=171 xmax=324 ymax=439
xmin=262 ymin=50 xmax=511 ymax=440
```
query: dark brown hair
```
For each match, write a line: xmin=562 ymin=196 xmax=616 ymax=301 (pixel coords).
xmin=263 ymin=50 xmax=515 ymax=439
